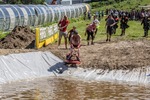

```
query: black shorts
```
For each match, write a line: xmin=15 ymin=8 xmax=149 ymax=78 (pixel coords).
xmin=86 ymin=30 xmax=94 ymax=40
xmin=107 ymin=26 xmax=113 ymax=35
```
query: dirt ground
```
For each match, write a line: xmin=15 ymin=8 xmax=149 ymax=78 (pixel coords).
xmin=0 ymin=27 xmax=150 ymax=70
xmin=0 ymin=26 xmax=35 ymax=49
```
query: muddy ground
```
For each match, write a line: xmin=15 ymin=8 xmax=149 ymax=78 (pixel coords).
xmin=0 ymin=26 xmax=150 ymax=70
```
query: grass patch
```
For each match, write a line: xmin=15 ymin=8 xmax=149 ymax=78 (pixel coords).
xmin=0 ymin=31 xmax=10 ymax=39
xmin=90 ymin=0 xmax=150 ymax=12
xmin=61 ymin=16 xmax=148 ymax=45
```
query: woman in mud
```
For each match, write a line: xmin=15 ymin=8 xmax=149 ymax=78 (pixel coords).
xmin=85 ymin=22 xmax=97 ymax=45
xmin=67 ymin=30 xmax=81 ymax=61
xmin=70 ymin=30 xmax=81 ymax=49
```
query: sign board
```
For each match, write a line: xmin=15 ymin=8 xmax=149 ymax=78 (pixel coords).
xmin=36 ymin=24 xmax=59 ymax=49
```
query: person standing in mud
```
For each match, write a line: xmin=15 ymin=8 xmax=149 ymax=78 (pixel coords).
xmin=85 ymin=22 xmax=96 ymax=45
xmin=105 ymin=15 xmax=116 ymax=42
xmin=58 ymin=15 xmax=69 ymax=49
xmin=141 ymin=15 xmax=150 ymax=37
xmin=120 ymin=13 xmax=129 ymax=36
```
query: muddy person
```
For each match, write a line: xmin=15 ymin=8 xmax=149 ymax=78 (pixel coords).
xmin=85 ymin=22 xmax=96 ymax=45
xmin=105 ymin=15 xmax=116 ymax=42
xmin=58 ymin=15 xmax=69 ymax=49
xmin=68 ymin=26 xmax=77 ymax=44
xmin=68 ymin=30 xmax=81 ymax=61
xmin=92 ymin=15 xmax=100 ymax=36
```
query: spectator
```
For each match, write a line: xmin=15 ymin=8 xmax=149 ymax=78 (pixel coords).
xmin=141 ymin=14 xmax=150 ymax=37
xmin=113 ymin=15 xmax=119 ymax=34
xmin=58 ymin=15 xmax=69 ymax=49
xmin=83 ymin=11 xmax=86 ymax=20
xmin=120 ymin=13 xmax=129 ymax=36
xmin=92 ymin=15 xmax=100 ymax=36
xmin=105 ymin=15 xmax=116 ymax=41
xmin=85 ymin=22 xmax=97 ymax=45
xmin=88 ymin=11 xmax=91 ymax=20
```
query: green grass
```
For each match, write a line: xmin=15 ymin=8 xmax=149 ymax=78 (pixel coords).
xmin=0 ymin=31 xmax=10 ymax=39
xmin=90 ymin=0 xmax=150 ymax=12
xmin=66 ymin=17 xmax=149 ymax=44
xmin=82 ymin=0 xmax=150 ymax=43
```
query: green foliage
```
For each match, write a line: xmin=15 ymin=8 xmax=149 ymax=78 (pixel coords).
xmin=31 ymin=0 xmax=45 ymax=4
xmin=4 ymin=0 xmax=45 ymax=4
xmin=90 ymin=2 xmax=101 ymax=9
xmin=0 ymin=31 xmax=10 ymax=39
xmin=69 ymin=16 xmax=83 ymax=23
xmin=42 ymin=22 xmax=56 ymax=27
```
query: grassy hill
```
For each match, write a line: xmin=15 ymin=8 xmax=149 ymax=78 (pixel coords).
xmin=90 ymin=0 xmax=150 ymax=13
xmin=67 ymin=0 xmax=150 ymax=44
xmin=67 ymin=17 xmax=148 ymax=45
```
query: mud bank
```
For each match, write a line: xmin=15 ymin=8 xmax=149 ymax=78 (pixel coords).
xmin=0 ymin=51 xmax=150 ymax=85
xmin=0 ymin=40 xmax=150 ymax=70
xmin=0 ymin=27 xmax=150 ymax=70
xmin=49 ymin=40 xmax=150 ymax=70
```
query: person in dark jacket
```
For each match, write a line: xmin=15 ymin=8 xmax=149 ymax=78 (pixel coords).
xmin=120 ymin=14 xmax=129 ymax=36
xmin=141 ymin=15 xmax=150 ymax=37
xmin=105 ymin=15 xmax=116 ymax=41
xmin=113 ymin=15 xmax=119 ymax=34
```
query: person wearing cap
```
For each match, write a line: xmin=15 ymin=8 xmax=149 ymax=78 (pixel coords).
xmin=85 ymin=22 xmax=97 ymax=45
xmin=58 ymin=15 xmax=69 ymax=49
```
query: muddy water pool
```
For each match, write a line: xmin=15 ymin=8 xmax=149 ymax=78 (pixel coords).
xmin=0 ymin=76 xmax=150 ymax=100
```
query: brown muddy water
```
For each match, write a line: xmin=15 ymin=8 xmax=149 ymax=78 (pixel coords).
xmin=0 ymin=76 xmax=150 ymax=100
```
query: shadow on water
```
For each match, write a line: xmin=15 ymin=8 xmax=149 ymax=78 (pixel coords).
xmin=47 ymin=62 xmax=68 ymax=74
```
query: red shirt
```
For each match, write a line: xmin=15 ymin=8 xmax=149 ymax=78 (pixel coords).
xmin=58 ymin=19 xmax=69 ymax=32
xmin=86 ymin=24 xmax=96 ymax=32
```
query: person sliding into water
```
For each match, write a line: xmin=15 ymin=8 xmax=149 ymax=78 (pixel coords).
xmin=66 ymin=30 xmax=81 ymax=63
